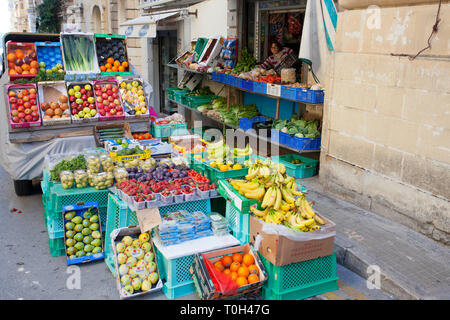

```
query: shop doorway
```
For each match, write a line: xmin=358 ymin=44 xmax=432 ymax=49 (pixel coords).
xmin=157 ymin=30 xmax=178 ymax=115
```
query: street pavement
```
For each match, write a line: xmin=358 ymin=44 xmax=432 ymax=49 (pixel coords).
xmin=0 ymin=165 xmax=394 ymax=300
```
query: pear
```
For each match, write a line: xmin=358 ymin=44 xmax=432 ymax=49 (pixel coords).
xmin=69 ymin=255 xmax=77 ymax=259
xmin=84 ymin=244 xmax=94 ymax=253
xmin=92 ymin=247 xmax=102 ymax=254
xmin=89 ymin=215 xmax=99 ymax=223
xmin=65 ymin=211 xmax=76 ymax=220
xmin=92 ymin=231 xmax=102 ymax=239
xmin=82 ymin=219 xmax=91 ymax=228
xmin=66 ymin=239 xmax=76 ymax=247
xmin=66 ymin=247 xmax=76 ymax=256
xmin=83 ymin=236 xmax=93 ymax=244
xmin=65 ymin=222 xmax=75 ymax=230
xmin=65 ymin=230 xmax=75 ymax=239
xmin=141 ymin=279 xmax=151 ymax=292
xmin=71 ymin=216 xmax=82 ymax=225
xmin=82 ymin=228 xmax=91 ymax=236
xmin=121 ymin=275 xmax=131 ymax=286
xmin=74 ymin=224 xmax=84 ymax=232
xmin=89 ymin=223 xmax=99 ymax=231
xmin=91 ymin=239 xmax=101 ymax=247
xmin=83 ymin=210 xmax=92 ymax=219
xmin=74 ymin=233 xmax=84 ymax=242
xmin=76 ymin=250 xmax=85 ymax=257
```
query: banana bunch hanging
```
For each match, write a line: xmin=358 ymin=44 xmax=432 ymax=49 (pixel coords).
xmin=229 ymin=158 xmax=325 ymax=232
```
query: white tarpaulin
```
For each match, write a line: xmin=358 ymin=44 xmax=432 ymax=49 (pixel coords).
xmin=299 ymin=0 xmax=338 ymax=84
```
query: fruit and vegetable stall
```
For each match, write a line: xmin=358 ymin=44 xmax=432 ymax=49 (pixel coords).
xmin=0 ymin=32 xmax=160 ymax=196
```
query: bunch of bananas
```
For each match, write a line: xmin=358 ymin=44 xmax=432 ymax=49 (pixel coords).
xmin=232 ymin=144 xmax=253 ymax=157
xmin=229 ymin=159 xmax=325 ymax=232
xmin=206 ymin=140 xmax=230 ymax=160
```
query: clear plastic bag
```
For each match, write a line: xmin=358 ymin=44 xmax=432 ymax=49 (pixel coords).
xmin=74 ymin=169 xmax=88 ymax=188
xmin=60 ymin=170 xmax=74 ymax=189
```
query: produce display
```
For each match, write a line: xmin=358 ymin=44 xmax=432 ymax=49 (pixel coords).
xmin=155 ymin=113 xmax=185 ymax=125
xmin=186 ymin=86 xmax=214 ymax=97
xmin=132 ymin=132 xmax=152 ymax=140
xmin=95 ymin=37 xmax=129 ymax=73
xmin=40 ymin=92 xmax=71 ymax=123
xmin=230 ymin=48 xmax=256 ymax=75
xmin=35 ymin=42 xmax=64 ymax=73
xmin=212 ymin=252 xmax=261 ymax=287
xmin=61 ymin=34 xmax=98 ymax=73
xmin=228 ymin=159 xmax=325 ymax=232
xmin=7 ymin=42 xmax=39 ymax=77
xmin=67 ymin=83 xmax=98 ymax=121
xmin=100 ymin=154 xmax=114 ymax=172
xmin=119 ymin=80 xmax=148 ymax=116
xmin=92 ymin=171 xmax=114 ymax=190
xmin=114 ymin=232 xmax=160 ymax=296
xmin=63 ymin=205 xmax=104 ymax=263
xmin=93 ymin=81 xmax=124 ymax=119
xmin=7 ymin=85 xmax=41 ymax=127
xmin=96 ymin=127 xmax=129 ymax=144
xmin=272 ymin=117 xmax=321 ymax=138
xmin=50 ymin=155 xmax=87 ymax=181
xmin=86 ymin=155 xmax=101 ymax=173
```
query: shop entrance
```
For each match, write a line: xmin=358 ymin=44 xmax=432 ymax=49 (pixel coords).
xmin=157 ymin=29 xmax=178 ymax=115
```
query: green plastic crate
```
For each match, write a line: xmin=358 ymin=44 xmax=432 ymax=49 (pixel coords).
xmin=271 ymin=154 xmax=319 ymax=179
xmin=167 ymin=87 xmax=184 ymax=101
xmin=152 ymin=121 xmax=188 ymax=138
xmin=48 ymin=237 xmax=65 ymax=257
xmin=217 ymin=179 xmax=257 ymax=214
xmin=186 ymin=95 xmax=217 ymax=109
xmin=204 ymin=157 xmax=249 ymax=184
xmin=173 ymin=89 xmax=190 ymax=104
xmin=193 ymin=37 xmax=209 ymax=61
xmin=259 ymin=252 xmax=339 ymax=300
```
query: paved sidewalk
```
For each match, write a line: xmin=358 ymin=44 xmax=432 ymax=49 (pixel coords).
xmin=298 ymin=176 xmax=450 ymax=300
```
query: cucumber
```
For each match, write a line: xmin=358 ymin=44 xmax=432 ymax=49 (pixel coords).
xmin=99 ymin=130 xmax=124 ymax=135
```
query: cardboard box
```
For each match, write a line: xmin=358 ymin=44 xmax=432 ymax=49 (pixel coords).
xmin=249 ymin=214 xmax=335 ymax=266
xmin=198 ymin=36 xmax=225 ymax=67
xmin=111 ymin=225 xmax=163 ymax=299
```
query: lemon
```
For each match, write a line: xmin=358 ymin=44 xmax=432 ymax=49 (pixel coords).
xmin=232 ymin=164 xmax=242 ymax=170
xmin=210 ymin=162 xmax=217 ymax=168
xmin=219 ymin=164 xmax=228 ymax=171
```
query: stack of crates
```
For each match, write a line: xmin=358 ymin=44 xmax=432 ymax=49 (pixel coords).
xmin=42 ymin=169 xmax=110 ymax=257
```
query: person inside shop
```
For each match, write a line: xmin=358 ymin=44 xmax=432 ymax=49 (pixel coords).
xmin=259 ymin=40 xmax=294 ymax=70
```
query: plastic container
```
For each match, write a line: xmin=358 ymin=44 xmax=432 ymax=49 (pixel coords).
xmin=305 ymin=89 xmax=324 ymax=104
xmin=254 ymin=81 xmax=267 ymax=94
xmin=74 ymin=170 xmax=88 ymax=188
xmin=118 ymin=78 xmax=150 ymax=119
xmin=6 ymin=42 xmax=39 ymax=80
xmin=152 ymin=120 xmax=188 ymax=138
xmin=239 ymin=116 xmax=267 ymax=131
xmin=173 ymin=89 xmax=190 ymax=104
xmin=196 ymin=189 xmax=210 ymax=200
xmin=6 ymin=83 xmax=42 ymax=129
xmin=160 ymin=193 xmax=173 ymax=205
xmin=186 ymin=95 xmax=217 ymax=109
xmin=99 ymin=154 xmax=114 ymax=172
xmin=296 ymin=87 xmax=310 ymax=102
xmin=183 ymin=190 xmax=197 ymax=202
xmin=86 ymin=155 xmax=101 ymax=173
xmin=60 ymin=171 xmax=74 ymax=189
xmin=35 ymin=42 xmax=64 ymax=71
xmin=60 ymin=33 xmax=101 ymax=77
xmin=113 ymin=168 xmax=128 ymax=184
xmin=93 ymin=79 xmax=125 ymax=121
xmin=280 ymin=85 xmax=298 ymax=101
xmin=271 ymin=154 xmax=319 ymax=179
xmin=93 ymin=172 xmax=114 ymax=190
xmin=294 ymin=136 xmax=321 ymax=151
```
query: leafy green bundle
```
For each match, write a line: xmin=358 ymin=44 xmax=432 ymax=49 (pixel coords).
xmin=231 ymin=48 xmax=257 ymax=75
xmin=50 ymin=155 xmax=87 ymax=181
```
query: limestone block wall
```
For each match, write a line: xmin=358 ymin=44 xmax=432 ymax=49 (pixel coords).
xmin=320 ymin=2 xmax=450 ymax=244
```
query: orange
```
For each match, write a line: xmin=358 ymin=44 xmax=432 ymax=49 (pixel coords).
xmin=237 ymin=266 xmax=250 ymax=278
xmin=242 ymin=253 xmax=255 ymax=266
xmin=15 ymin=66 xmax=23 ymax=74
xmin=112 ymin=66 xmax=118 ymax=72
xmin=106 ymin=69 xmax=113 ymax=72
xmin=100 ymin=65 xmax=106 ymax=72
xmin=21 ymin=64 xmax=30 ymax=71
xmin=214 ymin=261 xmax=225 ymax=272
xmin=9 ymin=69 xmax=16 ymax=75
xmin=248 ymin=264 xmax=259 ymax=275
xmin=232 ymin=253 xmax=243 ymax=264
xmin=15 ymin=49 xmax=24 ymax=59
xmin=114 ymin=61 xmax=121 ymax=67
xmin=7 ymin=53 xmax=16 ymax=62
xmin=223 ymin=269 xmax=231 ymax=277
xmin=229 ymin=261 xmax=240 ymax=273
xmin=118 ymin=66 xmax=125 ymax=72
xmin=248 ymin=274 xmax=259 ymax=284
xmin=230 ymin=271 xmax=238 ymax=282
xmin=221 ymin=255 xmax=232 ymax=268
xmin=30 ymin=60 xmax=39 ymax=69
xmin=105 ymin=63 xmax=112 ymax=70
xmin=122 ymin=61 xmax=129 ymax=68
xmin=29 ymin=68 xmax=38 ymax=74
xmin=107 ymin=57 xmax=114 ymax=64
xmin=236 ymin=276 xmax=248 ymax=287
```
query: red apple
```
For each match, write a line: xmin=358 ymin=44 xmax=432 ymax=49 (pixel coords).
xmin=116 ymin=111 xmax=123 ymax=116
xmin=17 ymin=99 xmax=23 ymax=105
xmin=106 ymin=90 xmax=113 ymax=96
xmin=99 ymin=110 xmax=106 ymax=116
xmin=25 ymin=114 xmax=32 ymax=122
xmin=32 ymin=116 xmax=39 ymax=122
xmin=86 ymin=91 xmax=93 ymax=97
xmin=10 ymin=103 xmax=17 ymax=110
xmin=114 ymin=99 xmax=120 ymax=105
xmin=101 ymin=87 xmax=107 ymax=93
xmin=22 ymin=89 xmax=29 ymax=96
xmin=110 ymin=108 xmax=116 ymax=115
xmin=95 ymin=90 xmax=102 ymax=97
xmin=18 ymin=106 xmax=25 ymax=112
xmin=105 ymin=112 xmax=111 ymax=117
xmin=89 ymin=103 xmax=96 ymax=109
xmin=31 ymin=111 xmax=38 ymax=118
xmin=12 ymin=116 xmax=19 ymax=123
xmin=81 ymin=95 xmax=87 ymax=101
xmin=112 ymin=87 xmax=119 ymax=93
xmin=108 ymin=96 xmax=114 ymax=103
xmin=30 ymin=99 xmax=36 ymax=105
xmin=112 ymin=93 xmax=119 ymax=99
xmin=9 ymin=97 xmax=17 ymax=104
xmin=71 ymin=108 xmax=78 ymax=115
xmin=97 ymin=103 xmax=104 ymax=109
xmin=69 ymin=96 xmax=76 ymax=103
xmin=24 ymin=102 xmax=31 ymax=109
xmin=102 ymin=93 xmax=108 ymax=100
xmin=105 ymin=84 xmax=112 ymax=90
xmin=8 ymin=91 xmax=16 ymax=97
xmin=80 ymin=88 xmax=86 ymax=95
xmin=24 ymin=108 xmax=31 ymax=115
xmin=104 ymin=106 xmax=111 ymax=112
xmin=116 ymin=105 xmax=122 ymax=111
xmin=29 ymin=93 xmax=36 ymax=100
xmin=96 ymin=96 xmax=103 ymax=103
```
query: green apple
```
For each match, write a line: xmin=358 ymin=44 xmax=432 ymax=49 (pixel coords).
xmin=78 ymin=111 xmax=85 ymax=117
xmin=149 ymin=272 xmax=159 ymax=284
xmin=84 ymin=114 xmax=91 ymax=119
xmin=74 ymin=85 xmax=81 ymax=92
xmin=74 ymin=92 xmax=82 ymax=99
xmin=56 ymin=63 xmax=63 ymax=69
xmin=52 ymin=66 xmax=58 ymax=72
xmin=84 ymin=84 xmax=91 ymax=91
xmin=141 ymin=279 xmax=151 ymax=292
xmin=68 ymin=88 xmax=75 ymax=96
xmin=131 ymin=278 xmax=142 ymax=291
xmin=74 ymin=114 xmax=79 ymax=119
xmin=39 ymin=61 xmax=46 ymax=68
xmin=141 ymin=242 xmax=151 ymax=253
xmin=46 ymin=69 xmax=53 ymax=75
xmin=123 ymin=285 xmax=134 ymax=295
xmin=87 ymin=97 xmax=95 ymax=104
xmin=76 ymin=98 xmax=83 ymax=105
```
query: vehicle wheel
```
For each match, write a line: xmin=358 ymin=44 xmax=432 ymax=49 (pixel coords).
xmin=13 ymin=179 xmax=34 ymax=196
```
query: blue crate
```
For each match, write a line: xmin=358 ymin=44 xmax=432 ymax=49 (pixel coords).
xmin=281 ymin=86 xmax=298 ymax=101
xmin=35 ymin=42 xmax=64 ymax=70
xmin=241 ymin=79 xmax=254 ymax=91
xmin=271 ymin=129 xmax=281 ymax=144
xmin=254 ymin=82 xmax=267 ymax=94
xmin=296 ymin=88 xmax=309 ymax=102
xmin=279 ymin=131 xmax=290 ymax=146
xmin=162 ymin=281 xmax=196 ymax=299
xmin=306 ymin=90 xmax=324 ymax=104
xmin=294 ymin=136 xmax=321 ymax=151
xmin=155 ymin=245 xmax=196 ymax=289
xmin=239 ymin=116 xmax=267 ymax=131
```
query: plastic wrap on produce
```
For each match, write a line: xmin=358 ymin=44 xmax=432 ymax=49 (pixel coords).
xmin=255 ymin=216 xmax=336 ymax=242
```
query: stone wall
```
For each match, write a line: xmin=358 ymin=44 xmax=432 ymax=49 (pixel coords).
xmin=320 ymin=2 xmax=450 ymax=245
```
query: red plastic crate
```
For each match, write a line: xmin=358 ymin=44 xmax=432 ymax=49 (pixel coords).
xmin=6 ymin=83 xmax=42 ymax=129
